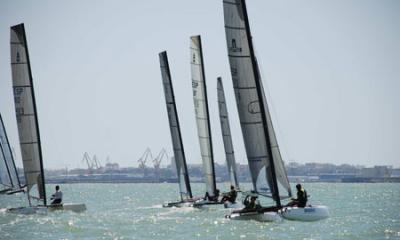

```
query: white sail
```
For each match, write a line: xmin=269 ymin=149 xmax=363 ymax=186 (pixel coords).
xmin=223 ymin=0 xmax=291 ymax=202
xmin=259 ymin=67 xmax=291 ymax=198
xmin=159 ymin=51 xmax=192 ymax=200
xmin=217 ymin=77 xmax=239 ymax=189
xmin=190 ymin=35 xmax=217 ymax=196
xmin=0 ymin=114 xmax=21 ymax=189
xmin=10 ymin=24 xmax=46 ymax=205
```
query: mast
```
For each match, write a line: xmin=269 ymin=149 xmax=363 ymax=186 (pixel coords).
xmin=10 ymin=23 xmax=47 ymax=206
xmin=240 ymin=0 xmax=281 ymax=207
xmin=159 ymin=51 xmax=193 ymax=199
xmin=190 ymin=35 xmax=217 ymax=196
xmin=217 ymin=77 xmax=239 ymax=188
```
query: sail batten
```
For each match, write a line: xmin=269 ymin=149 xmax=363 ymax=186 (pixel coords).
xmin=10 ymin=23 xmax=46 ymax=205
xmin=223 ymin=0 xmax=291 ymax=206
xmin=190 ymin=35 xmax=217 ymax=196
xmin=159 ymin=51 xmax=192 ymax=200
xmin=217 ymin=78 xmax=239 ymax=189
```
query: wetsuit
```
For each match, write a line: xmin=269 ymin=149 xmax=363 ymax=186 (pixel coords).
xmin=297 ymin=189 xmax=307 ymax=208
xmin=51 ymin=191 xmax=62 ymax=204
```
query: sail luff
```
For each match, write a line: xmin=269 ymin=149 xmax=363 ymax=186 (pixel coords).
xmin=190 ymin=35 xmax=217 ymax=196
xmin=10 ymin=23 xmax=47 ymax=205
xmin=217 ymin=77 xmax=239 ymax=188
xmin=159 ymin=51 xmax=193 ymax=199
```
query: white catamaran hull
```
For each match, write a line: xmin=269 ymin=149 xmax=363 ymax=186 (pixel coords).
xmin=8 ymin=203 xmax=86 ymax=214
xmin=281 ymin=205 xmax=329 ymax=221
xmin=227 ymin=211 xmax=282 ymax=222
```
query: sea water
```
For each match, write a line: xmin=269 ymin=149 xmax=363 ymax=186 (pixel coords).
xmin=0 ymin=183 xmax=399 ymax=240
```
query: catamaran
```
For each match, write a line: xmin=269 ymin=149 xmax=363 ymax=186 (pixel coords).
xmin=216 ymin=77 xmax=242 ymax=208
xmin=190 ymin=35 xmax=223 ymax=208
xmin=223 ymin=0 xmax=329 ymax=221
xmin=0 ymin=114 xmax=22 ymax=194
xmin=159 ymin=51 xmax=197 ymax=208
xmin=7 ymin=23 xmax=86 ymax=214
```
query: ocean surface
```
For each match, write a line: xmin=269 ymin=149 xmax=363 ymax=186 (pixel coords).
xmin=0 ymin=182 xmax=399 ymax=240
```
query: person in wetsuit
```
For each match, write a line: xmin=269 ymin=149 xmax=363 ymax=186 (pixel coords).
xmin=243 ymin=195 xmax=261 ymax=210
xmin=221 ymin=185 xmax=237 ymax=203
xmin=50 ymin=185 xmax=63 ymax=205
xmin=287 ymin=184 xmax=308 ymax=208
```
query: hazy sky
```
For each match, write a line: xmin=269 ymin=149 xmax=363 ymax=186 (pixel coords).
xmin=0 ymin=0 xmax=399 ymax=169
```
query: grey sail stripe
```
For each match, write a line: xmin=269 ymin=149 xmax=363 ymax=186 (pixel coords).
xmin=11 ymin=62 xmax=28 ymax=65
xmin=235 ymin=86 xmax=257 ymax=90
xmin=223 ymin=0 xmax=239 ymax=6
xmin=225 ymin=25 xmax=246 ymax=30
xmin=20 ymin=141 xmax=38 ymax=145
xmin=228 ymin=54 xmax=251 ymax=58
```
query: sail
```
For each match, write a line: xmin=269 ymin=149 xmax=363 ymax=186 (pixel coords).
xmin=223 ymin=0 xmax=291 ymax=203
xmin=190 ymin=35 xmax=217 ymax=196
xmin=10 ymin=23 xmax=47 ymax=205
xmin=217 ymin=77 xmax=239 ymax=189
xmin=258 ymin=66 xmax=291 ymax=198
xmin=0 ymin=114 xmax=21 ymax=189
xmin=0 ymin=144 xmax=12 ymax=189
xmin=159 ymin=51 xmax=193 ymax=200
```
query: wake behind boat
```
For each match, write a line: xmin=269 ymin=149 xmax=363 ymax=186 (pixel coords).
xmin=7 ymin=23 xmax=86 ymax=214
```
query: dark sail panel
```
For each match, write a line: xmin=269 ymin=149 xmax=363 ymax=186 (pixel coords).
xmin=159 ymin=51 xmax=192 ymax=200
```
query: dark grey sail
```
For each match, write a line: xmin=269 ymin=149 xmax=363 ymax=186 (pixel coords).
xmin=10 ymin=23 xmax=47 ymax=205
xmin=217 ymin=77 xmax=239 ymax=189
xmin=190 ymin=35 xmax=217 ymax=197
xmin=0 ymin=114 xmax=21 ymax=191
xmin=223 ymin=0 xmax=291 ymax=207
xmin=159 ymin=51 xmax=193 ymax=200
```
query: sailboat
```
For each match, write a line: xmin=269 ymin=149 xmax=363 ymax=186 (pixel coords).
xmin=190 ymin=36 xmax=221 ymax=208
xmin=216 ymin=77 xmax=243 ymax=208
xmin=223 ymin=0 xmax=329 ymax=221
xmin=7 ymin=23 xmax=86 ymax=214
xmin=158 ymin=51 xmax=196 ymax=208
xmin=0 ymin=114 xmax=22 ymax=194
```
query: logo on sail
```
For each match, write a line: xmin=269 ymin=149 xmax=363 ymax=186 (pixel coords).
xmin=248 ymin=101 xmax=260 ymax=114
xmin=229 ymin=39 xmax=242 ymax=53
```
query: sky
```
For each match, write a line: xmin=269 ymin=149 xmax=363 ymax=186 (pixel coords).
xmin=0 ymin=0 xmax=399 ymax=169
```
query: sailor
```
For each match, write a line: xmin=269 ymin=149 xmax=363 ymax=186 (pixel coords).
xmin=287 ymin=184 xmax=307 ymax=208
xmin=50 ymin=185 xmax=63 ymax=205
xmin=221 ymin=185 xmax=237 ymax=203
xmin=244 ymin=195 xmax=260 ymax=210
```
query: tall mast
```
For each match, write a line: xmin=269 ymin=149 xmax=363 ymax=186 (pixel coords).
xmin=159 ymin=51 xmax=193 ymax=199
xmin=191 ymin=35 xmax=217 ymax=195
xmin=10 ymin=23 xmax=47 ymax=206
xmin=240 ymin=0 xmax=281 ymax=207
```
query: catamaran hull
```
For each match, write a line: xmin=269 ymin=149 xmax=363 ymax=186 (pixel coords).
xmin=227 ymin=211 xmax=281 ymax=222
xmin=281 ymin=205 xmax=329 ymax=221
xmin=48 ymin=203 xmax=87 ymax=213
xmin=8 ymin=203 xmax=86 ymax=214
